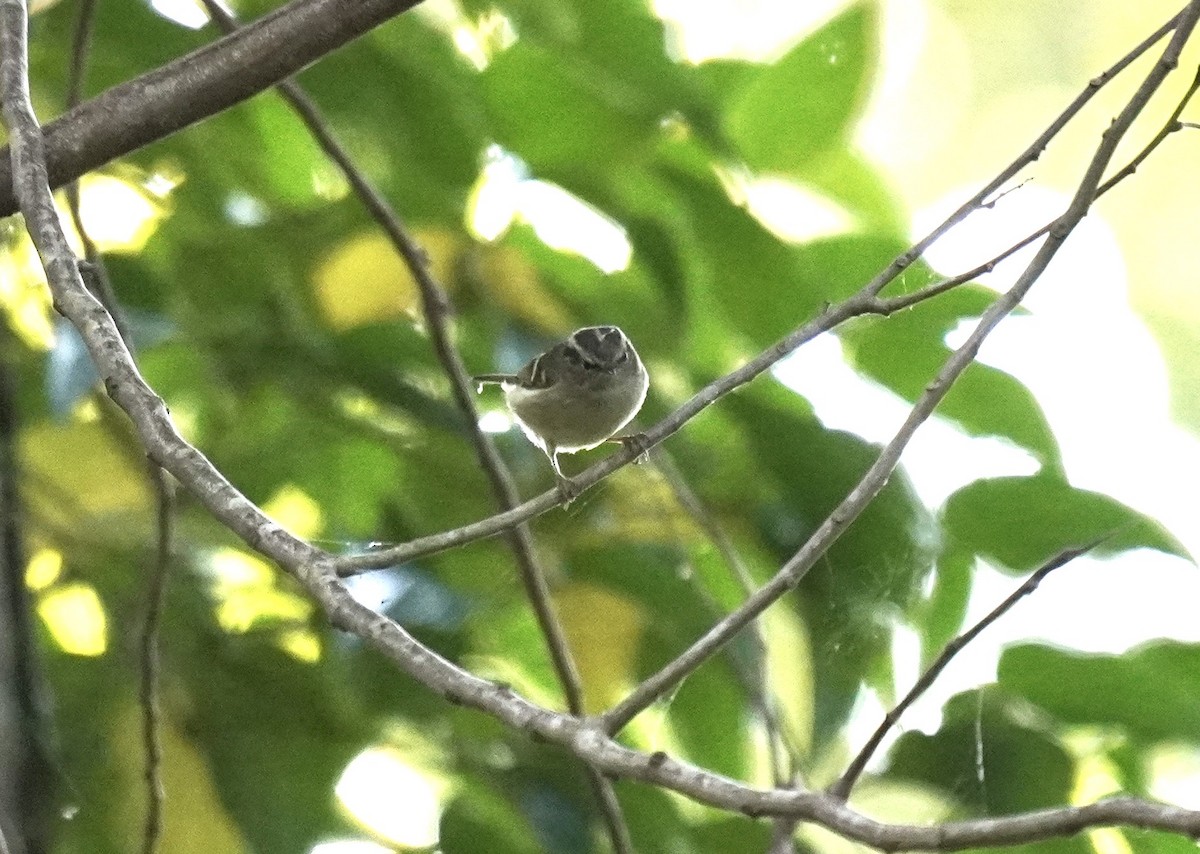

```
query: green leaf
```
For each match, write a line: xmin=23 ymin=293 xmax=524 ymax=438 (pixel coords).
xmin=999 ymin=642 xmax=1200 ymax=745
xmin=568 ymin=545 xmax=754 ymax=778
xmin=662 ymin=165 xmax=904 ymax=348
xmin=440 ymin=784 xmax=544 ymax=854
xmin=721 ymin=381 xmax=937 ymax=744
xmin=1122 ymin=830 xmax=1200 ymax=854
xmin=942 ymin=473 xmax=1190 ymax=573
xmin=798 ymin=147 xmax=906 ymax=236
xmin=726 ymin=4 xmax=877 ymax=173
xmin=840 ymin=285 xmax=1063 ymax=468
xmin=886 ymin=689 xmax=1075 ymax=815
xmin=918 ymin=548 xmax=975 ymax=666
xmin=300 ymin=14 xmax=489 ymax=218
xmin=178 ymin=640 xmax=370 ymax=851
xmin=483 ymin=42 xmax=657 ymax=171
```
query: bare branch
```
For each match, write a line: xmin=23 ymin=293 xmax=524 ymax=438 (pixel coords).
xmin=303 ymin=563 xmax=1200 ymax=847
xmin=829 ymin=537 xmax=1109 ymax=801
xmin=598 ymin=1 xmax=1200 ymax=735
xmin=331 ymin=5 xmax=1189 ymax=577
xmin=191 ymin=3 xmax=633 ymax=847
xmin=63 ymin=8 xmax=177 ymax=850
xmin=0 ymin=0 xmax=424 ymax=216
xmin=137 ymin=471 xmax=173 ymax=854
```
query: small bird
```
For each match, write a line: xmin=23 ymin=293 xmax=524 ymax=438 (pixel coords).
xmin=474 ymin=326 xmax=650 ymax=502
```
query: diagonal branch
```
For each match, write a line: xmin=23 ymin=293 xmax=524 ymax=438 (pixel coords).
xmin=0 ymin=0 xmax=424 ymax=216
xmin=330 ymin=4 xmax=1188 ymax=577
xmin=829 ymin=537 xmax=1109 ymax=801
xmin=6 ymin=0 xmax=1200 ymax=846
xmin=194 ymin=3 xmax=632 ymax=849
xmin=598 ymin=1 xmax=1200 ymax=735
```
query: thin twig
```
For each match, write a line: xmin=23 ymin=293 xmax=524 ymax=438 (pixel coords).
xmin=137 ymin=467 xmax=173 ymax=854
xmin=829 ymin=536 xmax=1110 ymax=801
xmin=598 ymin=2 xmax=1200 ymax=735
xmin=653 ymin=452 xmax=799 ymax=786
xmin=191 ymin=3 xmax=633 ymax=847
xmin=7 ymin=0 xmax=1200 ymax=842
xmin=874 ymin=62 xmax=1200 ymax=317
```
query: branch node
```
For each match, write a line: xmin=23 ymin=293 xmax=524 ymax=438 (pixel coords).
xmin=740 ymin=800 xmax=765 ymax=819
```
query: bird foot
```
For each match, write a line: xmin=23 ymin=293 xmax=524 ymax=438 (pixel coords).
xmin=613 ymin=432 xmax=651 ymax=464
xmin=556 ymin=474 xmax=583 ymax=507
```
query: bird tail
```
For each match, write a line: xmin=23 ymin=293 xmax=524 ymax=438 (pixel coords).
xmin=472 ymin=374 xmax=515 ymax=387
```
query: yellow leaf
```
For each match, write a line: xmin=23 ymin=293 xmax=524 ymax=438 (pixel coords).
xmin=313 ymin=228 xmax=460 ymax=330
xmin=555 ymin=583 xmax=646 ymax=713
xmin=475 ymin=245 xmax=574 ymax=332
xmin=21 ymin=419 xmax=150 ymax=533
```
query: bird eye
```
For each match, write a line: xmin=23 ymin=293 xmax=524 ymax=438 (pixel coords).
xmin=617 ymin=350 xmax=629 ymax=363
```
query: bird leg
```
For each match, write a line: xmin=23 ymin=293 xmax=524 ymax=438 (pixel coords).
xmin=548 ymin=449 xmax=582 ymax=506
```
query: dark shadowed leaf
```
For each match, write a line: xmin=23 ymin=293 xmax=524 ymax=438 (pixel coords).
xmin=886 ymin=689 xmax=1075 ymax=816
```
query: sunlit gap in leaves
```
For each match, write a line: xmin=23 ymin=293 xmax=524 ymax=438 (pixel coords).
xmin=1148 ymin=744 xmax=1200 ymax=810
xmin=468 ymin=147 xmax=633 ymax=274
xmin=721 ymin=167 xmax=857 ymax=243
xmin=921 ymin=184 xmax=1200 ymax=649
xmin=478 ymin=408 xmax=513 ymax=434
xmin=0 ymin=225 xmax=53 ymax=348
xmin=37 ymin=583 xmax=108 ymax=657
xmin=1 ymin=172 xmax=168 ymax=350
xmin=417 ymin=0 xmax=516 ymax=71
xmin=924 ymin=185 xmax=1200 ymax=563
xmin=309 ymin=841 xmax=392 ymax=854
xmin=205 ymin=547 xmax=322 ymax=662
xmin=148 ymin=0 xmax=209 ymax=30
xmin=776 ymin=337 xmax=1040 ymax=510
xmin=653 ymin=0 xmax=851 ymax=64
xmin=332 ymin=745 xmax=450 ymax=850
xmin=1069 ymin=738 xmax=1135 ymax=854
xmin=262 ymin=483 xmax=325 ymax=541
xmin=24 ymin=546 xmax=63 ymax=590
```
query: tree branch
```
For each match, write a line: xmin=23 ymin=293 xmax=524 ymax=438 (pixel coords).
xmin=6 ymin=0 xmax=1200 ymax=846
xmin=829 ymin=537 xmax=1108 ymax=801
xmin=330 ymin=3 xmax=1188 ymax=577
xmin=598 ymin=0 xmax=1200 ymax=735
xmin=63 ymin=8 xmax=177 ymax=850
xmin=191 ymin=3 xmax=633 ymax=848
xmin=0 ymin=0 xmax=424 ymax=217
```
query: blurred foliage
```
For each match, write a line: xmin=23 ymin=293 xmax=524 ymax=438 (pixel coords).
xmin=0 ymin=0 xmax=1195 ymax=852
